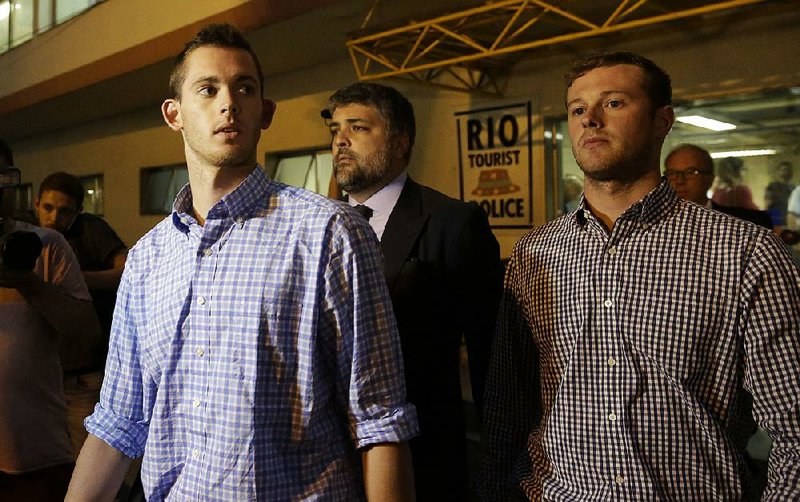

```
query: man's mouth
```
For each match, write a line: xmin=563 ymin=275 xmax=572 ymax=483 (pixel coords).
xmin=336 ymin=150 xmax=356 ymax=163
xmin=215 ymin=124 xmax=240 ymax=135
xmin=582 ymin=135 xmax=608 ymax=148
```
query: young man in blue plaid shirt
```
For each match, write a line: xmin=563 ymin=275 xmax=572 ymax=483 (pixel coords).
xmin=67 ymin=24 xmax=417 ymax=501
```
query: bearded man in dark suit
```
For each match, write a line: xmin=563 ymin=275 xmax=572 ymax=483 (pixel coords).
xmin=324 ymin=83 xmax=503 ymax=500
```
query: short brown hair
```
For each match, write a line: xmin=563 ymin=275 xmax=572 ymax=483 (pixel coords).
xmin=169 ymin=23 xmax=264 ymax=100
xmin=39 ymin=171 xmax=84 ymax=209
xmin=565 ymin=51 xmax=672 ymax=109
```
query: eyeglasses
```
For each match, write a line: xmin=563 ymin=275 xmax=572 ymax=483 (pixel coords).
xmin=664 ymin=169 xmax=713 ymax=180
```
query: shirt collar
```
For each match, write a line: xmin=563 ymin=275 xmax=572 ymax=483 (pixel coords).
xmin=573 ymin=177 xmax=679 ymax=230
xmin=172 ymin=165 xmax=269 ymax=232
xmin=349 ymin=171 xmax=407 ymax=216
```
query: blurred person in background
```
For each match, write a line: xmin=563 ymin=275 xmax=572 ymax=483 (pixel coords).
xmin=764 ymin=160 xmax=794 ymax=227
xmin=1 ymin=140 xmax=101 ymax=501
xmin=665 ymin=144 xmax=772 ymax=229
xmin=712 ymin=156 xmax=759 ymax=210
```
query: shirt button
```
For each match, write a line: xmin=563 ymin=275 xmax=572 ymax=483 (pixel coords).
xmin=196 ymin=347 xmax=205 ymax=357
xmin=603 ymin=299 xmax=613 ymax=308
xmin=193 ymin=398 xmax=201 ymax=408
xmin=608 ymin=411 xmax=617 ymax=421
xmin=180 ymin=217 xmax=188 ymax=225
xmin=203 ymin=248 xmax=212 ymax=257
xmin=198 ymin=296 xmax=206 ymax=305
xmin=607 ymin=246 xmax=617 ymax=256
xmin=192 ymin=449 xmax=200 ymax=459
xmin=615 ymin=474 xmax=624 ymax=485
xmin=607 ymin=357 xmax=617 ymax=366
xmin=235 ymin=217 xmax=245 ymax=225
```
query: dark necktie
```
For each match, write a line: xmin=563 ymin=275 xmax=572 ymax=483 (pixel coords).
xmin=353 ymin=204 xmax=373 ymax=221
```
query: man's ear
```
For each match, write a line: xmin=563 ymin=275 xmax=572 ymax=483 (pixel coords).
xmin=654 ymin=105 xmax=675 ymax=138
xmin=33 ymin=194 xmax=40 ymax=208
xmin=261 ymin=99 xmax=277 ymax=130
xmin=392 ymin=133 xmax=410 ymax=161
xmin=162 ymin=99 xmax=182 ymax=132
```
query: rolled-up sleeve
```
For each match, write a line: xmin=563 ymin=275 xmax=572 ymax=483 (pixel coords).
xmin=84 ymin=251 xmax=151 ymax=459
xmin=323 ymin=211 xmax=419 ymax=448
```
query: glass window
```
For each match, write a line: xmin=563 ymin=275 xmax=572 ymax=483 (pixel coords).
xmin=55 ymin=0 xmax=88 ymax=23
xmin=139 ymin=164 xmax=188 ymax=215
xmin=0 ymin=2 xmax=10 ymax=52
xmin=37 ymin=0 xmax=52 ymax=32
xmin=266 ymin=150 xmax=335 ymax=197
xmin=79 ymin=173 xmax=103 ymax=215
xmin=10 ymin=0 xmax=33 ymax=46
xmin=544 ymin=118 xmax=581 ymax=219
xmin=666 ymin=88 xmax=800 ymax=227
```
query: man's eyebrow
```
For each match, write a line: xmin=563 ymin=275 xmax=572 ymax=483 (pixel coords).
xmin=328 ymin=118 xmax=370 ymax=128
xmin=233 ymin=74 xmax=259 ymax=84
xmin=566 ymin=90 xmax=633 ymax=108
xmin=189 ymin=74 xmax=259 ymax=87
xmin=190 ymin=75 xmax=219 ymax=87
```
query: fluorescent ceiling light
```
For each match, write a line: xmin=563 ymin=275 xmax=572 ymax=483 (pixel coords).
xmin=0 ymin=3 xmax=10 ymax=20
xmin=710 ymin=149 xmax=777 ymax=159
xmin=676 ymin=115 xmax=737 ymax=131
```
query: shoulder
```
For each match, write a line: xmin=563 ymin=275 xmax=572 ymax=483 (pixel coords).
xmin=674 ymin=201 xmax=776 ymax=252
xmin=410 ymin=179 xmax=487 ymax=223
xmin=14 ymin=220 xmax=68 ymax=249
xmin=75 ymin=212 xmax=111 ymax=228
xmin=711 ymin=202 xmax=773 ymax=229
xmin=124 ymin=216 xmax=175 ymax=269
xmin=253 ymin=180 xmax=374 ymax=249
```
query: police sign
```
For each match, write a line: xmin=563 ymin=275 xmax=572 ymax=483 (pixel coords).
xmin=456 ymin=102 xmax=532 ymax=228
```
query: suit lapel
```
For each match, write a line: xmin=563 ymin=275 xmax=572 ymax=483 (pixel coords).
xmin=381 ymin=178 xmax=429 ymax=293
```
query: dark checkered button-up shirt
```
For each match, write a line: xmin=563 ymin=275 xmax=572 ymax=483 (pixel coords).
xmin=480 ymin=180 xmax=800 ymax=501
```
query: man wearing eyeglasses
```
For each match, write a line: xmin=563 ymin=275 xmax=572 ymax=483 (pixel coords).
xmin=664 ymin=144 xmax=772 ymax=228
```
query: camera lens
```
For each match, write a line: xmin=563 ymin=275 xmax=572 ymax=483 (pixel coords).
xmin=1 ymin=231 xmax=43 ymax=271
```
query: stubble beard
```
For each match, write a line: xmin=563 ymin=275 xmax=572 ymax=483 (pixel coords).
xmin=574 ymin=140 xmax=654 ymax=185
xmin=334 ymin=146 xmax=391 ymax=195
xmin=184 ymin=125 xmax=258 ymax=171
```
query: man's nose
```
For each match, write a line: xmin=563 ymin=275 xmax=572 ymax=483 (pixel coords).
xmin=581 ymin=106 xmax=602 ymax=128
xmin=220 ymin=90 xmax=239 ymax=116
xmin=333 ymin=130 xmax=350 ymax=147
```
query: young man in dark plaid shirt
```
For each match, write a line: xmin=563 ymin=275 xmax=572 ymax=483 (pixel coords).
xmin=479 ymin=51 xmax=799 ymax=500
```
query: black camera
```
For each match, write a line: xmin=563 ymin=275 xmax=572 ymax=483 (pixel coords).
xmin=1 ymin=166 xmax=43 ymax=272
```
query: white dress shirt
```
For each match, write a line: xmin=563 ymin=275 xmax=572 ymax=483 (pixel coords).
xmin=349 ymin=171 xmax=407 ymax=241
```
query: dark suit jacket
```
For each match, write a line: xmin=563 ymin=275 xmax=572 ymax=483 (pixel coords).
xmin=711 ymin=202 xmax=773 ymax=229
xmin=380 ymin=177 xmax=503 ymax=500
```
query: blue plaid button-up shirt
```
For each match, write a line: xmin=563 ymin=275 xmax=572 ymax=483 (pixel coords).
xmin=86 ymin=167 xmax=418 ymax=500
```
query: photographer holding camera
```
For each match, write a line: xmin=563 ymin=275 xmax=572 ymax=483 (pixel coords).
xmin=0 ymin=139 xmax=101 ymax=501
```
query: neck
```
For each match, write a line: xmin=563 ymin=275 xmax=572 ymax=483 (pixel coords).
xmin=188 ymin=162 xmax=255 ymax=226
xmin=583 ymin=170 xmax=661 ymax=230
xmin=348 ymin=165 xmax=406 ymax=204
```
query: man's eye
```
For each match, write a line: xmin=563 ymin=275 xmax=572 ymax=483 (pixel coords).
xmin=607 ymin=99 xmax=622 ymax=108
xmin=237 ymin=85 xmax=255 ymax=95
xmin=198 ymin=86 xmax=216 ymax=96
xmin=352 ymin=125 xmax=367 ymax=131
xmin=330 ymin=129 xmax=340 ymax=137
xmin=570 ymin=107 xmax=585 ymax=117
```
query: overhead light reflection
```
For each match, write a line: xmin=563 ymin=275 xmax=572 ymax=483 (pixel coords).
xmin=676 ymin=115 xmax=737 ymax=131
xmin=710 ymin=149 xmax=777 ymax=158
